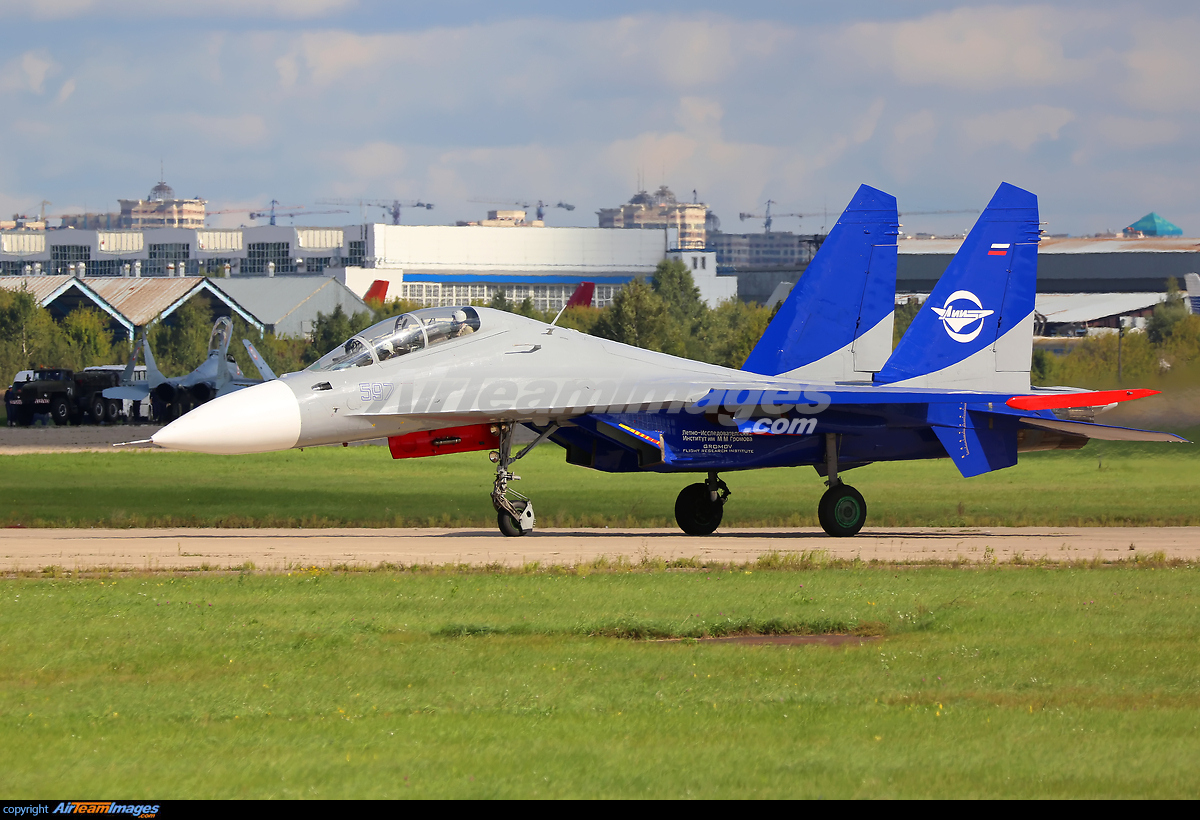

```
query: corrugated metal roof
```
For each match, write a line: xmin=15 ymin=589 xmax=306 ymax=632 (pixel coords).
xmin=900 ymin=237 xmax=1200 ymax=255
xmin=1035 ymin=292 xmax=1165 ymax=324
xmin=0 ymin=275 xmax=76 ymax=303
xmin=84 ymin=278 xmax=208 ymax=327
xmin=218 ymin=276 xmax=368 ymax=326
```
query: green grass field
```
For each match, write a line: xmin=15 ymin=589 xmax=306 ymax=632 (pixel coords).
xmin=2 ymin=565 xmax=1197 ymax=798
xmin=1 ymin=431 xmax=1197 ymax=528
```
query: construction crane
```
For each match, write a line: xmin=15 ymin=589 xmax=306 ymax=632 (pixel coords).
xmin=318 ymin=199 xmax=433 ymax=225
xmin=738 ymin=200 xmax=821 ymax=232
xmin=468 ymin=198 xmax=575 ymax=222
xmin=898 ymin=209 xmax=981 ymax=217
xmin=205 ymin=201 xmax=349 ymax=225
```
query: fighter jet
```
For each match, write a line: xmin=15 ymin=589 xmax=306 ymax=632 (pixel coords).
xmin=105 ymin=317 xmax=277 ymax=420
xmin=150 ymin=183 xmax=1186 ymax=537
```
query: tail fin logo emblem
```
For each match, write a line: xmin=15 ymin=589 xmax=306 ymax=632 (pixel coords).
xmin=930 ymin=290 xmax=994 ymax=343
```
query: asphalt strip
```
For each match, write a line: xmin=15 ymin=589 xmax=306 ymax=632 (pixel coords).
xmin=0 ymin=526 xmax=1196 ymax=572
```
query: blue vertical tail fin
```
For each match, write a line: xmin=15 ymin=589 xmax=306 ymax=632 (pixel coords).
xmin=742 ymin=184 xmax=898 ymax=381
xmin=874 ymin=182 xmax=1040 ymax=392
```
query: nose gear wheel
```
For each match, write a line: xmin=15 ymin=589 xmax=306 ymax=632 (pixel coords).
xmin=489 ymin=422 xmax=556 ymax=537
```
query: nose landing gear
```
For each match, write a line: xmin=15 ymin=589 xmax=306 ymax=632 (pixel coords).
xmin=490 ymin=422 xmax=558 ymax=537
xmin=674 ymin=472 xmax=730 ymax=536
xmin=818 ymin=433 xmax=867 ymax=537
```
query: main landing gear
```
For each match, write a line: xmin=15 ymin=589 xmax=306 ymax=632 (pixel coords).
xmin=674 ymin=472 xmax=730 ymax=536
xmin=818 ymin=433 xmax=867 ymax=537
xmin=491 ymin=422 xmax=558 ymax=537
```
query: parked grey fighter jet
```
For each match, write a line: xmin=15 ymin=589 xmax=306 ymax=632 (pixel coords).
xmin=105 ymin=317 xmax=277 ymax=420
xmin=149 ymin=184 xmax=1183 ymax=537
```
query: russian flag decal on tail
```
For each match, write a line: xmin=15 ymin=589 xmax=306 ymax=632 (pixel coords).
xmin=988 ymin=243 xmax=1010 ymax=256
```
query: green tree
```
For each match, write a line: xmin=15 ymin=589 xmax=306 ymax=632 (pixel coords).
xmin=148 ymin=298 xmax=214 ymax=377
xmin=0 ymin=288 xmax=60 ymax=365
xmin=371 ymin=297 xmax=423 ymax=323
xmin=555 ymin=305 xmax=602 ymax=335
xmin=59 ymin=308 xmax=115 ymax=370
xmin=892 ymin=297 xmax=922 ymax=348
xmin=488 ymin=291 xmax=512 ymax=312
xmin=694 ymin=299 xmax=772 ymax=368
xmin=1030 ymin=348 xmax=1057 ymax=386
xmin=591 ymin=278 xmax=668 ymax=351
xmin=1147 ymin=279 xmax=1190 ymax=345
xmin=651 ymin=260 xmax=707 ymax=357
xmin=310 ymin=304 xmax=373 ymax=363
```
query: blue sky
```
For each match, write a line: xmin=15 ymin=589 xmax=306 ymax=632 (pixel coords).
xmin=1 ymin=1 xmax=1197 ymax=236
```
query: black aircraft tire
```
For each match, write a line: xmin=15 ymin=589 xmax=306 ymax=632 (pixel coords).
xmin=818 ymin=485 xmax=867 ymax=537
xmin=674 ymin=483 xmax=724 ymax=536
xmin=497 ymin=509 xmax=525 ymax=537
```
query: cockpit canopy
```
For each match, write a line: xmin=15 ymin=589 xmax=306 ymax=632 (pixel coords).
xmin=307 ymin=306 xmax=482 ymax=372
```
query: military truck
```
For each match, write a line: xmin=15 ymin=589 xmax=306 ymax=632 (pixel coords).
xmin=4 ymin=366 xmax=147 ymax=426
xmin=77 ymin=365 xmax=148 ymax=423
xmin=5 ymin=368 xmax=77 ymax=425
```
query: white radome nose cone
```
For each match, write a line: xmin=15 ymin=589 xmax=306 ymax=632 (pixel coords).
xmin=152 ymin=379 xmax=302 ymax=455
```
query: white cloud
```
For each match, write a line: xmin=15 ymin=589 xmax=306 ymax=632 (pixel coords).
xmin=1 ymin=0 xmax=355 ymax=19
xmin=172 ymin=114 xmax=270 ymax=148
xmin=1120 ymin=19 xmax=1200 ymax=112
xmin=55 ymin=79 xmax=76 ymax=104
xmin=0 ymin=8 xmax=1198 ymax=238
xmin=852 ymin=98 xmax=885 ymax=144
xmin=961 ymin=105 xmax=1075 ymax=151
xmin=675 ymin=96 xmax=723 ymax=137
xmin=1096 ymin=116 xmax=1182 ymax=149
xmin=887 ymin=109 xmax=938 ymax=181
xmin=0 ymin=51 xmax=58 ymax=94
xmin=841 ymin=6 xmax=1095 ymax=90
xmin=341 ymin=142 xmax=408 ymax=181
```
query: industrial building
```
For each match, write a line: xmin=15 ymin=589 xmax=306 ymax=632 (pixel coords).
xmin=0 ymin=275 xmax=365 ymax=339
xmin=898 ymin=236 xmax=1200 ymax=293
xmin=596 ymin=185 xmax=711 ymax=250
xmin=335 ymin=222 xmax=735 ymax=310
xmin=1 ymin=216 xmax=738 ymax=313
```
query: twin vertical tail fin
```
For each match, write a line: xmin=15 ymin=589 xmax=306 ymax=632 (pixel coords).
xmin=142 ymin=335 xmax=165 ymax=390
xmin=875 ymin=182 xmax=1040 ymax=392
xmin=243 ymin=338 xmax=278 ymax=381
xmin=741 ymin=184 xmax=898 ymax=381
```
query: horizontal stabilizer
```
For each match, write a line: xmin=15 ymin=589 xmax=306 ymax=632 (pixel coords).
xmin=1019 ymin=417 xmax=1189 ymax=443
xmin=1007 ymin=388 xmax=1158 ymax=411
xmin=103 ymin=385 xmax=150 ymax=401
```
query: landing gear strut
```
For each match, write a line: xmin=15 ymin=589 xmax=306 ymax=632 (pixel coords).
xmin=674 ymin=472 xmax=730 ymax=536
xmin=818 ymin=433 xmax=867 ymax=537
xmin=490 ymin=422 xmax=558 ymax=537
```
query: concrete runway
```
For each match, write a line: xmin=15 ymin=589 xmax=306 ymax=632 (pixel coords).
xmin=0 ymin=526 xmax=1196 ymax=572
